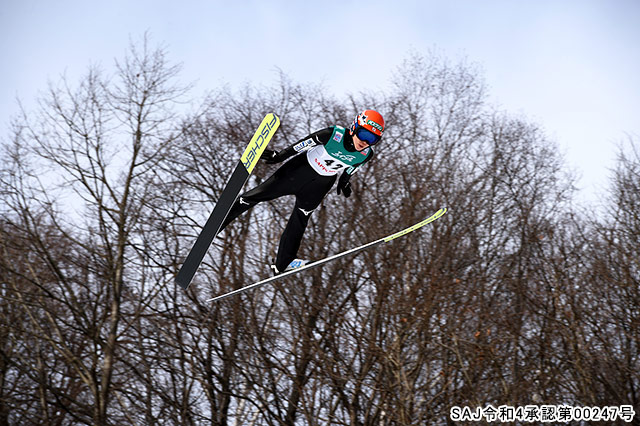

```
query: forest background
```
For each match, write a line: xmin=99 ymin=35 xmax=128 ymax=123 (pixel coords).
xmin=1 ymin=35 xmax=638 ymax=424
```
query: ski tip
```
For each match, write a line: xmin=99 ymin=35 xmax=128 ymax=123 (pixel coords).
xmin=241 ymin=113 xmax=281 ymax=174
xmin=382 ymin=207 xmax=448 ymax=243
xmin=433 ymin=207 xmax=448 ymax=220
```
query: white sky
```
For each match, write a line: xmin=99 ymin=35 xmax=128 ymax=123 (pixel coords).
xmin=2 ymin=0 xmax=639 ymax=207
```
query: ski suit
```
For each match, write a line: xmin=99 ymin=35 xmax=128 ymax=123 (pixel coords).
xmin=219 ymin=125 xmax=374 ymax=272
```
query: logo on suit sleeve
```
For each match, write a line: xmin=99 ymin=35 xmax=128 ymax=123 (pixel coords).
xmin=294 ymin=138 xmax=316 ymax=152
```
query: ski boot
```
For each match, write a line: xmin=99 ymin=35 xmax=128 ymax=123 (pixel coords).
xmin=269 ymin=259 xmax=309 ymax=276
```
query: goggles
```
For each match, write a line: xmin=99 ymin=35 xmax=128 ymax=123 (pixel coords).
xmin=355 ymin=127 xmax=381 ymax=145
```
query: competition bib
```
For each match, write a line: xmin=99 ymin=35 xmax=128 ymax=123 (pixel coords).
xmin=306 ymin=126 xmax=370 ymax=176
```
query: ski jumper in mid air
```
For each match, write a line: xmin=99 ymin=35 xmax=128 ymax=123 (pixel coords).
xmin=219 ymin=109 xmax=385 ymax=274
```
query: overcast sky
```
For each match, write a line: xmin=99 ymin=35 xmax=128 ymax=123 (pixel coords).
xmin=2 ymin=0 xmax=639 ymax=207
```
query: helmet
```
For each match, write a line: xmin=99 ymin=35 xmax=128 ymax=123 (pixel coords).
xmin=350 ymin=109 xmax=384 ymax=145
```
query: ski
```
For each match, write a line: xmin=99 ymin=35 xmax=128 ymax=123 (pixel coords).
xmin=207 ymin=207 xmax=447 ymax=302
xmin=176 ymin=113 xmax=280 ymax=290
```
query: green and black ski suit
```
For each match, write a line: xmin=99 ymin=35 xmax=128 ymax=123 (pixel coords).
xmin=220 ymin=125 xmax=374 ymax=272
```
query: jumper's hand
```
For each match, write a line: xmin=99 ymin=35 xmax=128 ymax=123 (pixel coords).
xmin=337 ymin=173 xmax=352 ymax=198
xmin=262 ymin=149 xmax=282 ymax=164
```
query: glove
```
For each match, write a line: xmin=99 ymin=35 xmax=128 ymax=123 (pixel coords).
xmin=337 ymin=172 xmax=352 ymax=198
xmin=261 ymin=149 xmax=282 ymax=164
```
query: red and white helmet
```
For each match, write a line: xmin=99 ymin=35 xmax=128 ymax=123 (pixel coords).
xmin=350 ymin=109 xmax=384 ymax=145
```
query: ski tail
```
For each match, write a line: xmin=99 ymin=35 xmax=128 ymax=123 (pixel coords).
xmin=175 ymin=113 xmax=280 ymax=290
xmin=207 ymin=207 xmax=447 ymax=302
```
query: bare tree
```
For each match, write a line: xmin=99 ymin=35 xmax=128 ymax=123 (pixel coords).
xmin=572 ymin=139 xmax=640 ymax=407
xmin=2 ymin=43 xmax=638 ymax=425
xmin=1 ymin=34 xmax=189 ymax=425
